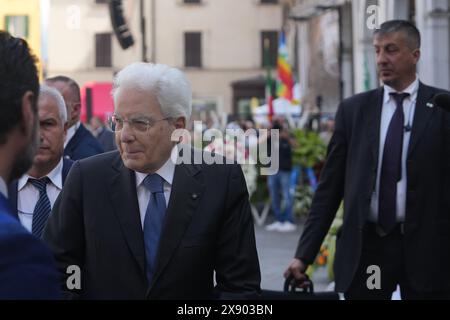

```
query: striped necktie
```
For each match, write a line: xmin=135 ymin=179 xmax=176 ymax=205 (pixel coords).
xmin=29 ymin=177 xmax=51 ymax=238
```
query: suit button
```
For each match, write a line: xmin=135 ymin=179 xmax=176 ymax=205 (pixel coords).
xmin=191 ymin=193 xmax=198 ymax=200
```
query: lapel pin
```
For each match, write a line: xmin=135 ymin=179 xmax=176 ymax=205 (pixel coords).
xmin=427 ymin=102 xmax=434 ymax=109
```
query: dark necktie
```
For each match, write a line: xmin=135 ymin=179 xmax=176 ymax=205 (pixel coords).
xmin=143 ymin=174 xmax=167 ymax=284
xmin=378 ymin=92 xmax=410 ymax=234
xmin=30 ymin=177 xmax=51 ymax=238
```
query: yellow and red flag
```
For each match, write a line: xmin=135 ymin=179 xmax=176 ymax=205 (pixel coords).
xmin=276 ymin=32 xmax=294 ymax=101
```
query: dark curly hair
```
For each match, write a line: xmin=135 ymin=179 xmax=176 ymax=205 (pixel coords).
xmin=0 ymin=31 xmax=39 ymax=145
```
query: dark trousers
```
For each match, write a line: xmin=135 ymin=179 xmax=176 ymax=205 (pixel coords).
xmin=345 ymin=223 xmax=447 ymax=300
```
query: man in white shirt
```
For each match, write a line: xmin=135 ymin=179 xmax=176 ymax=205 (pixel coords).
xmin=8 ymin=85 xmax=73 ymax=237
xmin=285 ymin=20 xmax=450 ymax=299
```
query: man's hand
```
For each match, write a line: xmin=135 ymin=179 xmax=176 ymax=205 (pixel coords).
xmin=284 ymin=258 xmax=311 ymax=289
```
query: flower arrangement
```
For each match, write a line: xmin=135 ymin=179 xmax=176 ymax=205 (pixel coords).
xmin=315 ymin=245 xmax=330 ymax=267
xmin=306 ymin=203 xmax=343 ymax=281
xmin=294 ymin=184 xmax=314 ymax=220
xmin=204 ymin=135 xmax=258 ymax=198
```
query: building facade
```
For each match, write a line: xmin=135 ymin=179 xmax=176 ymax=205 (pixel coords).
xmin=290 ymin=0 xmax=450 ymax=114
xmin=0 ymin=0 xmax=42 ymax=76
xmin=46 ymin=0 xmax=284 ymax=118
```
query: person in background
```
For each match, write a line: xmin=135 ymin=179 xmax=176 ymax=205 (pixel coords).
xmin=265 ymin=121 xmax=298 ymax=233
xmin=90 ymin=115 xmax=117 ymax=152
xmin=46 ymin=76 xmax=104 ymax=160
xmin=8 ymin=85 xmax=74 ymax=237
xmin=319 ymin=117 xmax=335 ymax=145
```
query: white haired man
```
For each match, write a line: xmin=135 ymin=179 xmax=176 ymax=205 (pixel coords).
xmin=44 ymin=63 xmax=261 ymax=300
xmin=9 ymin=85 xmax=74 ymax=237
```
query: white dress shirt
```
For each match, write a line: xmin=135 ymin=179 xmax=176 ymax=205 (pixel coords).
xmin=135 ymin=157 xmax=175 ymax=229
xmin=0 ymin=177 xmax=8 ymax=198
xmin=17 ymin=159 xmax=64 ymax=232
xmin=64 ymin=121 xmax=81 ymax=148
xmin=369 ymin=76 xmax=420 ymax=223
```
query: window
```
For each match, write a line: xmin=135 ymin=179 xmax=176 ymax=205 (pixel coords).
xmin=260 ymin=0 xmax=278 ymax=4
xmin=5 ymin=15 xmax=29 ymax=38
xmin=95 ymin=0 xmax=109 ymax=3
xmin=95 ymin=33 xmax=112 ymax=67
xmin=184 ymin=0 xmax=201 ymax=3
xmin=184 ymin=32 xmax=202 ymax=68
xmin=261 ymin=31 xmax=278 ymax=68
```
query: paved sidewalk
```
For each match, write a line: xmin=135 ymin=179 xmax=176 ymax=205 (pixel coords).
xmin=254 ymin=223 xmax=331 ymax=292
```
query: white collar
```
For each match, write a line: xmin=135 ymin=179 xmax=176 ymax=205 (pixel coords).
xmin=135 ymin=153 xmax=176 ymax=189
xmin=18 ymin=158 xmax=64 ymax=191
xmin=0 ymin=177 xmax=8 ymax=198
xmin=384 ymin=75 xmax=420 ymax=104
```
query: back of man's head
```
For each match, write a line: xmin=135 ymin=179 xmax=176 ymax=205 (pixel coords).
xmin=45 ymin=75 xmax=81 ymax=127
xmin=0 ymin=31 xmax=39 ymax=145
xmin=45 ymin=75 xmax=81 ymax=102
xmin=374 ymin=20 xmax=421 ymax=50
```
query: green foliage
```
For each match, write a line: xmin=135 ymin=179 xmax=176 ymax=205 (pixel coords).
xmin=292 ymin=130 xmax=327 ymax=168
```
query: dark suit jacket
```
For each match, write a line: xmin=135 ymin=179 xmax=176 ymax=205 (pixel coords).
xmin=64 ymin=124 xmax=104 ymax=161
xmin=8 ymin=158 xmax=74 ymax=219
xmin=96 ymin=127 xmax=117 ymax=152
xmin=296 ymin=83 xmax=450 ymax=293
xmin=43 ymin=150 xmax=261 ymax=300
xmin=0 ymin=193 xmax=60 ymax=299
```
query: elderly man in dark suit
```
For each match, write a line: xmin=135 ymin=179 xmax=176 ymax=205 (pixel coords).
xmin=0 ymin=31 xmax=60 ymax=299
xmin=45 ymin=76 xmax=104 ymax=160
xmin=285 ymin=20 xmax=450 ymax=300
xmin=44 ymin=62 xmax=260 ymax=300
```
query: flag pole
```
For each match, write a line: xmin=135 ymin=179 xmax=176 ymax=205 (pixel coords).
xmin=264 ymin=38 xmax=274 ymax=124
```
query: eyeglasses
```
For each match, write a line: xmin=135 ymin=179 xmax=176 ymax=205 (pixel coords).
xmin=110 ymin=114 xmax=171 ymax=133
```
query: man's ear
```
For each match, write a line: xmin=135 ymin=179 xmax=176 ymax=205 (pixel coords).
xmin=174 ymin=117 xmax=186 ymax=130
xmin=72 ymin=102 xmax=81 ymax=112
xmin=20 ymin=91 xmax=36 ymax=138
xmin=63 ymin=121 xmax=68 ymax=138
xmin=412 ymin=48 xmax=421 ymax=65
xmin=72 ymin=102 xmax=82 ymax=120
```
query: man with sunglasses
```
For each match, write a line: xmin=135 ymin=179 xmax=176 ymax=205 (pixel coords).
xmin=43 ymin=62 xmax=261 ymax=300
